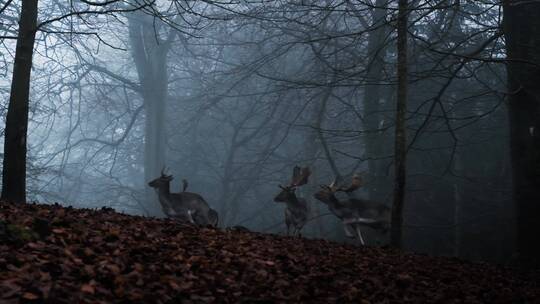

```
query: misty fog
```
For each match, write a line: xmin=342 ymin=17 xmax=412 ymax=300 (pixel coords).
xmin=1 ymin=0 xmax=536 ymax=267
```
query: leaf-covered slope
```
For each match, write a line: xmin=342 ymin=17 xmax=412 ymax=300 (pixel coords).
xmin=0 ymin=202 xmax=538 ymax=303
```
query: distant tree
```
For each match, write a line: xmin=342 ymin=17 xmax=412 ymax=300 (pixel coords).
xmin=390 ymin=0 xmax=409 ymax=249
xmin=0 ymin=1 xmax=150 ymax=203
xmin=127 ymin=11 xmax=176 ymax=215
xmin=503 ymin=0 xmax=540 ymax=268
xmin=357 ymin=0 xmax=392 ymax=202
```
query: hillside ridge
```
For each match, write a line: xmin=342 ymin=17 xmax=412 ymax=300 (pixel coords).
xmin=0 ymin=202 xmax=538 ymax=303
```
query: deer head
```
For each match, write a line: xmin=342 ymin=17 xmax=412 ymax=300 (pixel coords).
xmin=274 ymin=166 xmax=312 ymax=203
xmin=274 ymin=166 xmax=311 ymax=236
xmin=148 ymin=167 xmax=173 ymax=188
xmin=314 ymin=174 xmax=363 ymax=204
xmin=314 ymin=174 xmax=388 ymax=245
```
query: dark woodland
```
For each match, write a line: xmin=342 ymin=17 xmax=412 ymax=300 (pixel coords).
xmin=0 ymin=0 xmax=539 ymax=302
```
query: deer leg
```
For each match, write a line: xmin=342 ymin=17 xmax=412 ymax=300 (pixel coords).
xmin=208 ymin=209 xmax=219 ymax=227
xmin=343 ymin=224 xmax=355 ymax=238
xmin=186 ymin=210 xmax=196 ymax=224
xmin=354 ymin=225 xmax=365 ymax=245
xmin=292 ymin=220 xmax=300 ymax=237
xmin=285 ymin=210 xmax=293 ymax=236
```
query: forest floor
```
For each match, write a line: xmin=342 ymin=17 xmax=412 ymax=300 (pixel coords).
xmin=0 ymin=202 xmax=538 ymax=304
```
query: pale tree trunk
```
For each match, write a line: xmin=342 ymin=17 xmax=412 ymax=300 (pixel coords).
xmin=128 ymin=12 xmax=174 ymax=216
xmin=218 ymin=143 xmax=237 ymax=225
xmin=1 ymin=0 xmax=38 ymax=203
xmin=303 ymin=100 xmax=324 ymax=238
xmin=315 ymin=85 xmax=348 ymax=241
xmin=503 ymin=0 xmax=540 ymax=268
xmin=390 ymin=0 xmax=408 ymax=249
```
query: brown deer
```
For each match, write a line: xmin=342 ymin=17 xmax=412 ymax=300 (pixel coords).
xmin=148 ymin=168 xmax=218 ymax=227
xmin=274 ymin=166 xmax=311 ymax=236
xmin=314 ymin=174 xmax=389 ymax=245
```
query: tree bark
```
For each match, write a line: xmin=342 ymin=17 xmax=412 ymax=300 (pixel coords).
xmin=128 ymin=13 xmax=172 ymax=216
xmin=503 ymin=0 xmax=540 ymax=268
xmin=362 ymin=0 xmax=390 ymax=201
xmin=1 ymin=0 xmax=39 ymax=203
xmin=390 ymin=0 xmax=408 ymax=249
xmin=452 ymin=153 xmax=462 ymax=257
xmin=303 ymin=102 xmax=323 ymax=237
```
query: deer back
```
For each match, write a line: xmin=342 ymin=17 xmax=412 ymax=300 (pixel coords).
xmin=169 ymin=192 xmax=211 ymax=214
xmin=347 ymin=198 xmax=390 ymax=220
xmin=314 ymin=188 xmax=389 ymax=226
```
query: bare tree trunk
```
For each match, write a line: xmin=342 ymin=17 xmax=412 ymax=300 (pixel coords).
xmin=390 ymin=0 xmax=408 ymax=249
xmin=315 ymin=85 xmax=348 ymax=241
xmin=128 ymin=13 xmax=173 ymax=215
xmin=452 ymin=153 xmax=462 ymax=257
xmin=1 ymin=0 xmax=38 ymax=203
xmin=503 ymin=0 xmax=540 ymax=268
xmin=362 ymin=0 xmax=390 ymax=201
xmin=303 ymin=103 xmax=323 ymax=237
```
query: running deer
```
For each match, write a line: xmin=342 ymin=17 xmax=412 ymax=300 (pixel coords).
xmin=314 ymin=175 xmax=390 ymax=245
xmin=148 ymin=168 xmax=218 ymax=227
xmin=274 ymin=166 xmax=311 ymax=236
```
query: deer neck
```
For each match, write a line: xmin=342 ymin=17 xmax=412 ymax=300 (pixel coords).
xmin=286 ymin=193 xmax=299 ymax=205
xmin=286 ymin=194 xmax=306 ymax=208
xmin=327 ymin=194 xmax=342 ymax=208
xmin=157 ymin=182 xmax=172 ymax=199
xmin=153 ymin=182 xmax=178 ymax=217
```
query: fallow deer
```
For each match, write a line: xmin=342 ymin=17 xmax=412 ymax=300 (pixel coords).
xmin=148 ymin=168 xmax=218 ymax=227
xmin=314 ymin=174 xmax=390 ymax=245
xmin=274 ymin=166 xmax=311 ymax=236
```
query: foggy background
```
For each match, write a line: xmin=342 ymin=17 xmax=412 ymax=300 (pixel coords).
xmin=0 ymin=1 xmax=512 ymax=264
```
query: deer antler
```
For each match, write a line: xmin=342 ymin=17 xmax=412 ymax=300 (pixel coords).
xmin=162 ymin=166 xmax=173 ymax=176
xmin=322 ymin=175 xmax=362 ymax=193
xmin=160 ymin=166 xmax=173 ymax=180
xmin=328 ymin=177 xmax=339 ymax=192
xmin=290 ymin=166 xmax=311 ymax=187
